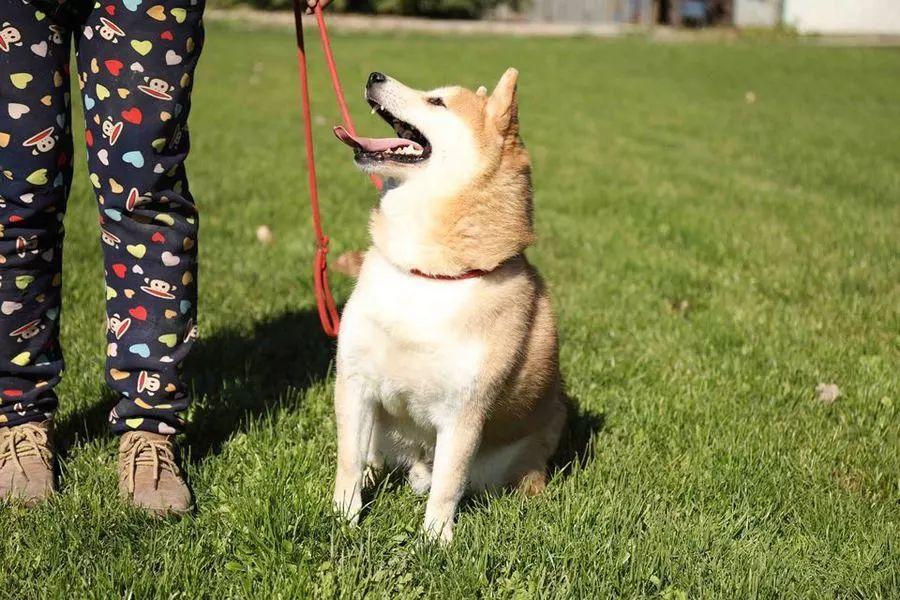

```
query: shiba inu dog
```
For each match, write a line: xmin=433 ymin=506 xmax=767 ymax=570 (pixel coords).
xmin=332 ymin=68 xmax=566 ymax=542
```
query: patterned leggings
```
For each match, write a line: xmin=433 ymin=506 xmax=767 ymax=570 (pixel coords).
xmin=0 ymin=0 xmax=204 ymax=435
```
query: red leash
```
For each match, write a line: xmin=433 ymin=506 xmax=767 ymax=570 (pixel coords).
xmin=292 ymin=1 xmax=381 ymax=338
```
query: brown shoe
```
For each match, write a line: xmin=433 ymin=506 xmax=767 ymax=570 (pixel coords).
xmin=0 ymin=421 xmax=55 ymax=506
xmin=118 ymin=431 xmax=192 ymax=516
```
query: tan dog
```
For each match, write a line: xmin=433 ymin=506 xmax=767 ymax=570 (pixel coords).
xmin=332 ymin=69 xmax=566 ymax=542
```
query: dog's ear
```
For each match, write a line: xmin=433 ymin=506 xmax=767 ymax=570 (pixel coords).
xmin=486 ymin=67 xmax=518 ymax=133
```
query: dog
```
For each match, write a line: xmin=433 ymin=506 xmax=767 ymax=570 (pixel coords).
xmin=331 ymin=68 xmax=566 ymax=542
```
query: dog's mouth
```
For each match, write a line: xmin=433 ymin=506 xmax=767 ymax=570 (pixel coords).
xmin=333 ymin=99 xmax=432 ymax=164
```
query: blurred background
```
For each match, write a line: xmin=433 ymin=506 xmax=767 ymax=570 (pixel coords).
xmin=208 ymin=0 xmax=900 ymax=36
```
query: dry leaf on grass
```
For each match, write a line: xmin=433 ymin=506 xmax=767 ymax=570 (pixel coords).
xmin=333 ymin=250 xmax=365 ymax=278
xmin=256 ymin=225 xmax=274 ymax=245
xmin=815 ymin=383 xmax=840 ymax=404
xmin=666 ymin=298 xmax=690 ymax=315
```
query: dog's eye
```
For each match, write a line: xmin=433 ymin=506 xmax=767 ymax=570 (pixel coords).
xmin=427 ymin=97 xmax=446 ymax=107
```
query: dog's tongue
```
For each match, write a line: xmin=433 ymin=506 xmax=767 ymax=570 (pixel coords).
xmin=333 ymin=126 xmax=422 ymax=153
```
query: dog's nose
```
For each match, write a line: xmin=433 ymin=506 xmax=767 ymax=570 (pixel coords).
xmin=368 ymin=72 xmax=387 ymax=86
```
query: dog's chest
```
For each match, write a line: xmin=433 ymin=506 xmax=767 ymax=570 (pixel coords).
xmin=340 ymin=256 xmax=486 ymax=426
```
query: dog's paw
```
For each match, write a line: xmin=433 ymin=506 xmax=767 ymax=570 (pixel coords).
xmin=517 ymin=469 xmax=547 ymax=496
xmin=407 ymin=461 xmax=432 ymax=496
xmin=422 ymin=516 xmax=453 ymax=544
xmin=332 ymin=489 xmax=362 ymax=526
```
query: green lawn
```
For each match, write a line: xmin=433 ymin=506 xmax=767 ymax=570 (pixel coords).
xmin=1 ymin=21 xmax=898 ymax=598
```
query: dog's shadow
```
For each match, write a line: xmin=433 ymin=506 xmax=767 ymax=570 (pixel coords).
xmin=549 ymin=396 xmax=605 ymax=479
xmin=56 ymin=308 xmax=334 ymax=463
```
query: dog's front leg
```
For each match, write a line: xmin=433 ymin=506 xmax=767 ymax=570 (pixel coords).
xmin=423 ymin=413 xmax=483 ymax=543
xmin=333 ymin=375 xmax=375 ymax=525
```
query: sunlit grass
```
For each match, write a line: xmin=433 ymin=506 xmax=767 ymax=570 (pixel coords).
xmin=1 ymin=22 xmax=897 ymax=597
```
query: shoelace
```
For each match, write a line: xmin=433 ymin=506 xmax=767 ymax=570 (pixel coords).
xmin=0 ymin=423 xmax=52 ymax=479
xmin=120 ymin=436 xmax=180 ymax=494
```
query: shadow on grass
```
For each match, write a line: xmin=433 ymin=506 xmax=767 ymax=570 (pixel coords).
xmin=56 ymin=388 xmax=118 ymax=455
xmin=55 ymin=308 xmax=335 ymax=463
xmin=184 ymin=308 xmax=334 ymax=463
xmin=550 ymin=396 xmax=605 ymax=479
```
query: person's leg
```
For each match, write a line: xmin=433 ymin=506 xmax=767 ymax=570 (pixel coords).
xmin=75 ymin=2 xmax=203 ymax=437
xmin=0 ymin=4 xmax=75 ymax=503
xmin=75 ymin=0 xmax=204 ymax=514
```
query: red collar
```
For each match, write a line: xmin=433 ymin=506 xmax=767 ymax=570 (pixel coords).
xmin=409 ymin=268 xmax=492 ymax=281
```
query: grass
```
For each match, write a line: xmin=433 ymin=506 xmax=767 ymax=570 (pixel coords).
xmin=1 ymin=21 xmax=898 ymax=598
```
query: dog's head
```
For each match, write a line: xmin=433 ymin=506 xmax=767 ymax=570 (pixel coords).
xmin=335 ymin=68 xmax=524 ymax=187
xmin=335 ymin=69 xmax=533 ymax=274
